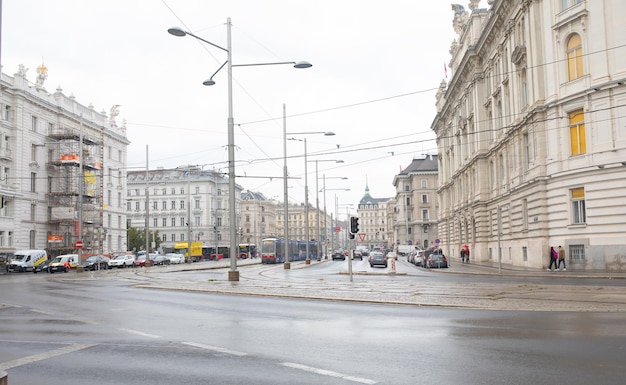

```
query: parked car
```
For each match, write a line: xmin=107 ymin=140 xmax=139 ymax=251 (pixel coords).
xmin=82 ymin=255 xmax=110 ymax=271
xmin=134 ymin=255 xmax=148 ymax=267
xmin=48 ymin=254 xmax=79 ymax=273
xmin=332 ymin=250 xmax=345 ymax=261
xmin=368 ymin=251 xmax=387 ymax=268
xmin=108 ymin=254 xmax=135 ymax=268
xmin=426 ymin=252 xmax=448 ymax=269
xmin=153 ymin=255 xmax=171 ymax=266
xmin=412 ymin=252 xmax=426 ymax=267
xmin=33 ymin=258 xmax=52 ymax=274
xmin=165 ymin=253 xmax=185 ymax=264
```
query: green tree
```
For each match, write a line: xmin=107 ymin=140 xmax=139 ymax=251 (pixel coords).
xmin=127 ymin=224 xmax=161 ymax=252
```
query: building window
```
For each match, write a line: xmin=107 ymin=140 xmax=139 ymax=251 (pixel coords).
xmin=29 ymin=230 xmax=36 ymax=248
xmin=153 ymin=218 xmax=158 ymax=227
xmin=30 ymin=172 xmax=37 ymax=192
xmin=569 ymin=109 xmax=586 ymax=155
xmin=422 ymin=209 xmax=429 ymax=220
xmin=520 ymin=68 xmax=528 ymax=108
xmin=180 ymin=200 xmax=185 ymax=209
xmin=171 ymin=218 xmax=176 ymax=227
xmin=195 ymin=199 xmax=200 ymax=209
xmin=162 ymin=201 xmax=167 ymax=210
xmin=180 ymin=188 xmax=184 ymax=194
xmin=195 ymin=186 xmax=200 ymax=194
xmin=566 ymin=34 xmax=584 ymax=80
xmin=32 ymin=116 xmax=38 ymax=131
xmin=195 ymin=216 xmax=201 ymax=226
xmin=8 ymin=231 xmax=13 ymax=246
xmin=135 ymin=202 xmax=140 ymax=211
xmin=571 ymin=187 xmax=586 ymax=224
xmin=562 ymin=0 xmax=583 ymax=10
xmin=31 ymin=144 xmax=38 ymax=161
xmin=171 ymin=188 xmax=176 ymax=195
xmin=422 ymin=194 xmax=428 ymax=204
xmin=406 ymin=197 xmax=411 ymax=206
xmin=180 ymin=234 xmax=185 ymax=241
xmin=30 ymin=204 xmax=36 ymax=221
xmin=153 ymin=201 xmax=158 ymax=210
xmin=163 ymin=218 xmax=167 ymax=227
xmin=570 ymin=244 xmax=585 ymax=261
xmin=216 ymin=217 xmax=222 ymax=227
xmin=162 ymin=233 xmax=167 ymax=242
xmin=171 ymin=200 xmax=176 ymax=210
xmin=217 ymin=188 xmax=222 ymax=196
xmin=523 ymin=132 xmax=531 ymax=170
xmin=522 ymin=199 xmax=528 ymax=230
xmin=180 ymin=217 xmax=185 ymax=227
xmin=127 ymin=202 xmax=131 ymax=211
xmin=404 ymin=184 xmax=410 ymax=192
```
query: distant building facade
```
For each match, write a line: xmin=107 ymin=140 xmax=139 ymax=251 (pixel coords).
xmin=0 ymin=64 xmax=128 ymax=257
xmin=240 ymin=191 xmax=278 ymax=246
xmin=126 ymin=166 xmax=242 ymax=254
xmin=356 ymin=185 xmax=390 ymax=250
xmin=391 ymin=155 xmax=439 ymax=250
xmin=432 ymin=0 xmax=626 ymax=270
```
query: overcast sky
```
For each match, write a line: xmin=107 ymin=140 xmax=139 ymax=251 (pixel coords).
xmin=2 ymin=0 xmax=465 ymax=219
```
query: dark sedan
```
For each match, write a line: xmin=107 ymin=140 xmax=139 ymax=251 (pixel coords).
xmin=368 ymin=251 xmax=387 ymax=268
xmin=82 ymin=255 xmax=110 ymax=271
xmin=153 ymin=255 xmax=171 ymax=266
xmin=426 ymin=253 xmax=448 ymax=268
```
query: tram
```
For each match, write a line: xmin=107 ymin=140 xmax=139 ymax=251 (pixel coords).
xmin=260 ymin=238 xmax=318 ymax=264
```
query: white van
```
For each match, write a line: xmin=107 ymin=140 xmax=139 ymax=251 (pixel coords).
xmin=6 ymin=250 xmax=48 ymax=273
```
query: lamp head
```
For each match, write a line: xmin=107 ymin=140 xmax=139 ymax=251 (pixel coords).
xmin=294 ymin=61 xmax=313 ymax=69
xmin=167 ymin=27 xmax=187 ymax=37
xmin=324 ymin=132 xmax=335 ymax=136
xmin=203 ymin=78 xmax=216 ymax=86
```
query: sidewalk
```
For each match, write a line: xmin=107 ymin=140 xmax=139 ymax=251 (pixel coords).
xmin=127 ymin=257 xmax=626 ymax=312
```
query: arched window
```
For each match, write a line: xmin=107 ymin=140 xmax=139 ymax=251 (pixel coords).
xmin=567 ymin=34 xmax=584 ymax=80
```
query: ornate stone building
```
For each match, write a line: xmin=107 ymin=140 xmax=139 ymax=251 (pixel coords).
xmin=126 ymin=166 xmax=241 ymax=254
xmin=357 ymin=184 xmax=390 ymax=250
xmin=0 ymin=64 xmax=129 ymax=257
xmin=432 ymin=0 xmax=626 ymax=270
xmin=391 ymin=155 xmax=439 ymax=250
xmin=240 ymin=191 xmax=278 ymax=245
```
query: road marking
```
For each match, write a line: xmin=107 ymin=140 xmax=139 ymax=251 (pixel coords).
xmin=182 ymin=342 xmax=248 ymax=357
xmin=282 ymin=362 xmax=378 ymax=384
xmin=117 ymin=328 xmax=161 ymax=339
xmin=0 ymin=343 xmax=94 ymax=371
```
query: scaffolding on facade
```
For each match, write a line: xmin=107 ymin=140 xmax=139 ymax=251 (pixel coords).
xmin=45 ymin=123 xmax=104 ymax=257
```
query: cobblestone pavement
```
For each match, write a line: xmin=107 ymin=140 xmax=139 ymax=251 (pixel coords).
xmin=105 ymin=258 xmax=626 ymax=313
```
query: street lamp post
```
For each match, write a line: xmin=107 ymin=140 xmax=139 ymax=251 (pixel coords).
xmin=312 ymin=161 xmax=345 ymax=261
xmin=282 ymin=114 xmax=334 ymax=268
xmin=168 ymin=19 xmax=311 ymax=280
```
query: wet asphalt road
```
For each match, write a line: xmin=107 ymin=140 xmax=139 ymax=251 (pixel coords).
xmin=1 ymin=260 xmax=625 ymax=384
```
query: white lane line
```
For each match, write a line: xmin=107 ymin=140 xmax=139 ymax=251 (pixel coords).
xmin=282 ymin=362 xmax=378 ymax=384
xmin=117 ymin=328 xmax=161 ymax=339
xmin=182 ymin=342 xmax=248 ymax=357
xmin=0 ymin=343 xmax=94 ymax=371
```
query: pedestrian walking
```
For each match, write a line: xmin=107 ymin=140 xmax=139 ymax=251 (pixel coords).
xmin=557 ymin=246 xmax=566 ymax=271
xmin=548 ymin=246 xmax=558 ymax=271
xmin=460 ymin=248 xmax=466 ymax=263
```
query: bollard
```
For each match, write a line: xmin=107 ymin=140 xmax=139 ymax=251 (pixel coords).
xmin=390 ymin=257 xmax=396 ymax=273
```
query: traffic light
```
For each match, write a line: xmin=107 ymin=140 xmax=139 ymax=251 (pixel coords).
xmin=350 ymin=216 xmax=359 ymax=234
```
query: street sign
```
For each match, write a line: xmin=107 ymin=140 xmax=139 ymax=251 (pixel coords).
xmin=358 ymin=233 xmax=366 ymax=242
xmin=335 ymin=226 xmax=341 ymax=232
xmin=75 ymin=240 xmax=84 ymax=249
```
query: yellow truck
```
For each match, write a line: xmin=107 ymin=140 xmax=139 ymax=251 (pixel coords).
xmin=174 ymin=242 xmax=203 ymax=262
